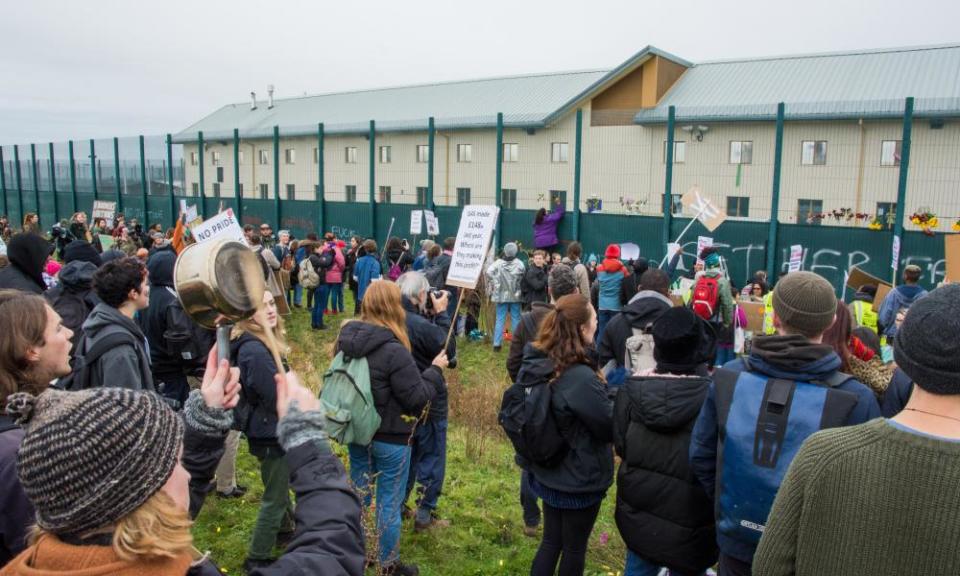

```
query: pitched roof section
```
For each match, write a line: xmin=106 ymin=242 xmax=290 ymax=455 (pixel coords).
xmin=634 ymin=44 xmax=960 ymax=123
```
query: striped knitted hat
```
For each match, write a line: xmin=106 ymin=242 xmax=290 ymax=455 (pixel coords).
xmin=5 ymin=387 xmax=183 ymax=536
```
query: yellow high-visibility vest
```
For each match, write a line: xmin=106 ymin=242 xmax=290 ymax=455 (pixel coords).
xmin=762 ymin=291 xmax=776 ymax=335
xmin=851 ymin=300 xmax=879 ymax=334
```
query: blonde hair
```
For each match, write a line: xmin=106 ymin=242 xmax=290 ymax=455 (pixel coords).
xmin=358 ymin=281 xmax=411 ymax=350
xmin=232 ymin=294 xmax=290 ymax=354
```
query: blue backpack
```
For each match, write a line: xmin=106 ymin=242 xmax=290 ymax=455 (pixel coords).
xmin=712 ymin=360 xmax=858 ymax=548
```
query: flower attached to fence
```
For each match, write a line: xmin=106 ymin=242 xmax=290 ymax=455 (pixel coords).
xmin=954 ymin=219 xmax=960 ymax=233
xmin=868 ymin=217 xmax=884 ymax=231
xmin=586 ymin=196 xmax=602 ymax=213
xmin=910 ymin=210 xmax=938 ymax=235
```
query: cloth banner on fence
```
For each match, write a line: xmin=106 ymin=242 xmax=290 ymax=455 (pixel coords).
xmin=92 ymin=201 xmax=117 ymax=228
xmin=446 ymin=205 xmax=499 ymax=289
xmin=424 ymin=210 xmax=440 ymax=236
xmin=410 ymin=210 xmax=423 ymax=235
xmin=789 ymin=245 xmax=804 ymax=272
xmin=192 ymin=209 xmax=246 ymax=245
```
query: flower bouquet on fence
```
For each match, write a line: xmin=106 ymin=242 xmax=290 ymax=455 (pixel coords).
xmin=953 ymin=219 xmax=960 ymax=233
xmin=868 ymin=216 xmax=884 ymax=231
xmin=910 ymin=210 xmax=938 ymax=236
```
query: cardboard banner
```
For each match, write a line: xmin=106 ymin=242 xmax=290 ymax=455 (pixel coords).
xmin=740 ymin=301 xmax=766 ymax=332
xmin=192 ymin=209 xmax=246 ymax=245
xmin=681 ymin=186 xmax=726 ymax=232
xmin=92 ymin=200 xmax=117 ymax=228
xmin=446 ymin=205 xmax=499 ymax=289
xmin=789 ymin=245 xmax=803 ymax=272
xmin=620 ymin=242 xmax=640 ymax=261
xmin=410 ymin=210 xmax=423 ymax=235
xmin=845 ymin=266 xmax=893 ymax=308
xmin=947 ymin=234 xmax=960 ymax=283
xmin=98 ymin=234 xmax=115 ymax=252
xmin=424 ymin=210 xmax=440 ymax=236
xmin=180 ymin=200 xmax=202 ymax=229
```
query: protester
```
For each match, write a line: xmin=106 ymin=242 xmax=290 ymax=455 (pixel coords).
xmin=1 ymin=348 xmax=365 ymax=575
xmin=68 ymin=212 xmax=91 ymax=243
xmin=320 ymin=233 xmax=346 ymax=315
xmin=384 ymin=237 xmax=414 ymax=281
xmin=691 ymin=247 xmax=733 ymax=330
xmin=259 ymin=222 xmax=276 ymax=249
xmin=595 ymin=243 xmax=628 ymax=342
xmin=21 ymin=214 xmax=39 ymax=236
xmin=231 ymin=291 xmax=296 ymax=572
xmin=586 ymin=254 xmax=598 ymax=285
xmin=690 ymin=271 xmax=881 ymax=575
xmin=352 ymin=239 xmax=382 ymax=316
xmin=878 ymin=264 xmax=927 ymax=338
xmin=77 ymin=257 xmax=154 ymax=392
xmin=344 ymin=235 xmax=363 ymax=307
xmin=754 ymin=284 xmax=960 ymax=576
xmin=561 ymin=242 xmax=591 ymax=297
xmin=598 ymin=268 xmax=673 ymax=386
xmin=424 ymin=237 xmax=454 ymax=289
xmin=296 ymin=233 xmax=321 ymax=310
xmin=339 ymin=281 xmax=446 ymax=576
xmin=822 ymin=301 xmax=893 ymax=400
xmin=0 ymin=234 xmax=49 ymax=294
xmin=533 ymin=201 xmax=564 ymax=253
xmin=619 ymin=257 xmax=649 ymax=304
xmin=397 ymin=272 xmax=456 ymax=532
xmin=740 ymin=270 xmax=768 ymax=300
xmin=412 ymin=239 xmax=434 ymax=271
xmin=115 ymin=226 xmax=138 ymax=256
xmin=44 ymin=261 xmax=99 ymax=359
xmin=0 ymin=290 xmax=74 ymax=566
xmin=614 ymin=307 xmax=718 ymax=576
xmin=516 ymin=294 xmax=613 ymax=576
xmin=848 ymin=284 xmax=878 ymax=333
xmin=251 ymin=232 xmax=284 ymax=305
xmin=881 ymin=367 xmax=914 ymax=417
xmin=715 ymin=285 xmax=747 ymax=367
xmin=485 ymin=242 xmax=525 ymax=352
xmin=521 ymin=250 xmax=549 ymax=309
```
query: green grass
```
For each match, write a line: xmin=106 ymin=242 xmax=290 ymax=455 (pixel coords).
xmin=192 ymin=292 xmax=627 ymax=576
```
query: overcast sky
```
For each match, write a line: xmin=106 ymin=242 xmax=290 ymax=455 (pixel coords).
xmin=2 ymin=0 xmax=958 ymax=145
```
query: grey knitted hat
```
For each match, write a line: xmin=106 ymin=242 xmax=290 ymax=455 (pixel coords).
xmin=895 ymin=284 xmax=960 ymax=395
xmin=503 ymin=242 xmax=518 ymax=258
xmin=6 ymin=387 xmax=183 ymax=536
xmin=548 ymin=263 xmax=578 ymax=298
xmin=772 ymin=271 xmax=837 ymax=336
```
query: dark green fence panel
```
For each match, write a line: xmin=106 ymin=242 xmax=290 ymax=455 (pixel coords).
xmin=432 ymin=206 xmax=462 ymax=243
xmin=326 ymin=202 xmax=372 ymax=240
xmin=76 ymin=194 xmax=95 ymax=220
xmin=281 ymin=200 xmax=319 ymax=239
xmin=146 ymin=196 xmax=173 ymax=229
xmin=203 ymin=197 xmax=237 ymax=220
xmin=901 ymin=230 xmax=947 ymax=287
xmin=56 ymin=192 xmax=74 ymax=219
xmin=121 ymin=193 xmax=146 ymax=224
xmin=37 ymin=188 xmax=57 ymax=229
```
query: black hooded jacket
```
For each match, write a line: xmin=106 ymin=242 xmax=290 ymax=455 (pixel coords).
xmin=598 ymin=291 xmax=673 ymax=369
xmin=0 ymin=234 xmax=49 ymax=294
xmin=613 ymin=371 xmax=718 ymax=573
xmin=45 ymin=261 xmax=100 ymax=356
xmin=401 ymin=297 xmax=454 ymax=420
xmin=336 ymin=321 xmax=439 ymax=444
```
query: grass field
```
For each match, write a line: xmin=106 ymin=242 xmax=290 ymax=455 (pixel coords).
xmin=192 ymin=291 xmax=627 ymax=575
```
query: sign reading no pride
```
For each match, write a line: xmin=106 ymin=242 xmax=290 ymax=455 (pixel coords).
xmin=192 ymin=209 xmax=246 ymax=245
xmin=446 ymin=205 xmax=499 ymax=289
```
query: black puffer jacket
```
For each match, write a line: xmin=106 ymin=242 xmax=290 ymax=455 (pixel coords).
xmin=0 ymin=234 xmax=49 ymax=294
xmin=598 ymin=291 xmax=673 ymax=369
xmin=44 ymin=261 xmax=100 ymax=357
xmin=517 ymin=345 xmax=614 ymax=494
xmin=402 ymin=297 xmax=454 ymax=420
xmin=232 ymin=333 xmax=284 ymax=448
xmin=336 ymin=321 xmax=438 ymax=444
xmin=613 ymin=372 xmax=718 ymax=574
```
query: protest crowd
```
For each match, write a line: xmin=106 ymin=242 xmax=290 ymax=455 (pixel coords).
xmin=0 ymin=201 xmax=958 ymax=576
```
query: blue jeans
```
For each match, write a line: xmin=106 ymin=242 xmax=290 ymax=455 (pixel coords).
xmin=520 ymin=469 xmax=541 ymax=527
xmin=293 ymin=283 xmax=303 ymax=307
xmin=597 ymin=309 xmax=618 ymax=344
xmin=348 ymin=442 xmax=412 ymax=565
xmin=625 ymin=549 xmax=708 ymax=576
xmin=715 ymin=345 xmax=736 ymax=368
xmin=404 ymin=418 xmax=448 ymax=512
xmin=312 ymin=284 xmax=330 ymax=328
xmin=329 ymin=282 xmax=344 ymax=312
xmin=494 ymin=302 xmax=521 ymax=347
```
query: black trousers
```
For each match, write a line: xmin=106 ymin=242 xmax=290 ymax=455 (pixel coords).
xmin=718 ymin=553 xmax=752 ymax=576
xmin=530 ymin=501 xmax=602 ymax=576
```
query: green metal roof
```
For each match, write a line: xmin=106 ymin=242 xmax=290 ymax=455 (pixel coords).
xmin=634 ymin=44 xmax=960 ymax=124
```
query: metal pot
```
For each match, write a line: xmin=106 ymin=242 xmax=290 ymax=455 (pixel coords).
xmin=174 ymin=239 xmax=265 ymax=329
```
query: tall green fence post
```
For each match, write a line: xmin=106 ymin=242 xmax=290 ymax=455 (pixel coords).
xmin=662 ymin=106 xmax=676 ymax=249
xmin=89 ymin=140 xmax=97 ymax=201
xmin=495 ymin=112 xmax=504 ymax=249
xmin=166 ymin=134 xmax=175 ymax=227
xmin=68 ymin=141 xmax=77 ymax=214
xmin=766 ymin=102 xmax=786 ymax=280
xmin=197 ymin=131 xmax=205 ymax=218
xmin=113 ymin=137 xmax=123 ymax=216
xmin=233 ymin=129 xmax=242 ymax=223
xmin=273 ymin=125 xmax=281 ymax=227
xmin=427 ymin=117 xmax=435 ymax=210
xmin=13 ymin=145 xmax=23 ymax=221
xmin=0 ymin=147 xmax=7 ymax=218
xmin=139 ymin=136 xmax=148 ymax=223
xmin=30 ymin=144 xmax=40 ymax=226
xmin=317 ymin=122 xmax=325 ymax=234
xmin=369 ymin=120 xmax=376 ymax=238
xmin=49 ymin=143 xmax=58 ymax=223
xmin=892 ymin=96 xmax=914 ymax=284
xmin=573 ymin=108 xmax=583 ymax=242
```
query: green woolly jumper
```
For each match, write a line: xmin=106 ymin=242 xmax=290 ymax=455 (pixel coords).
xmin=754 ymin=419 xmax=960 ymax=576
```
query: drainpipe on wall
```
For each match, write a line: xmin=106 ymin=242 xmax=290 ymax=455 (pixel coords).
xmin=855 ymin=118 xmax=866 ymax=216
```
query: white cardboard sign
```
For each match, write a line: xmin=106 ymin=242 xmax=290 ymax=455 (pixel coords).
xmin=410 ymin=210 xmax=423 ymax=235
xmin=424 ymin=210 xmax=440 ymax=236
xmin=696 ymin=236 xmax=713 ymax=264
xmin=192 ymin=209 xmax=246 ymax=245
xmin=789 ymin=244 xmax=804 ymax=272
xmin=891 ymin=235 xmax=901 ymax=271
xmin=92 ymin=200 xmax=117 ymax=228
xmin=446 ymin=205 xmax=499 ymax=289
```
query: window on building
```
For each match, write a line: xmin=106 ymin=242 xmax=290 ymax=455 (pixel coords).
xmin=551 ymin=142 xmax=569 ymax=163
xmin=258 ymin=150 xmax=269 ymax=165
xmin=550 ymin=190 xmax=567 ymax=208
xmin=877 ymin=202 xmax=897 ymax=221
xmin=284 ymin=149 xmax=295 ymax=165
xmin=379 ymin=185 xmax=392 ymax=203
xmin=211 ymin=182 xmax=221 ymax=198
xmin=190 ymin=152 xmax=198 ymax=166
xmin=345 ymin=147 xmax=357 ymax=164
xmin=191 ymin=182 xmax=199 ymax=195
xmin=662 ymin=194 xmax=683 ymax=216
xmin=881 ymin=140 xmax=902 ymax=166
xmin=501 ymin=188 xmax=517 ymax=209
xmin=502 ymin=143 xmax=519 ymax=163
xmin=456 ymin=187 xmax=471 ymax=206
xmin=379 ymin=146 xmax=391 ymax=164
xmin=238 ymin=183 xmax=244 ymax=196
xmin=457 ymin=144 xmax=472 ymax=163
xmin=313 ymin=147 xmax=319 ymax=164
xmin=801 ymin=141 xmax=827 ymax=165
xmin=259 ymin=183 xmax=269 ymax=199
xmin=238 ymin=151 xmax=244 ymax=166
xmin=416 ymin=145 xmax=429 ymax=163
xmin=797 ymin=198 xmax=824 ymax=224
xmin=729 ymin=141 xmax=753 ymax=165
xmin=285 ymin=184 xmax=295 ymax=200
xmin=727 ymin=196 xmax=750 ymax=218
xmin=211 ymin=151 xmax=221 ymax=166
xmin=416 ymin=187 xmax=427 ymax=205
xmin=345 ymin=185 xmax=357 ymax=202
xmin=663 ymin=141 xmax=686 ymax=164
xmin=216 ymin=167 xmax=224 ymax=183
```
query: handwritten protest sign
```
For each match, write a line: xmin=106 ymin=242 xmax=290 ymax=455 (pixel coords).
xmin=192 ymin=209 xmax=246 ymax=245
xmin=891 ymin=235 xmax=901 ymax=271
xmin=410 ymin=210 xmax=423 ymax=235
xmin=620 ymin=242 xmax=640 ymax=261
xmin=947 ymin=234 xmax=960 ymax=283
xmin=681 ymin=186 xmax=726 ymax=232
xmin=92 ymin=200 xmax=117 ymax=228
xmin=180 ymin=200 xmax=201 ymax=228
xmin=446 ymin=205 xmax=499 ymax=289
xmin=789 ymin=245 xmax=804 ymax=272
xmin=424 ymin=210 xmax=440 ymax=236
xmin=696 ymin=236 xmax=713 ymax=264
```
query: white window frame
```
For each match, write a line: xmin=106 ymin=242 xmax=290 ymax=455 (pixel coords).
xmin=211 ymin=150 xmax=221 ymax=166
xmin=345 ymin=147 xmax=357 ymax=164
xmin=258 ymin=183 xmax=269 ymax=199
xmin=191 ymin=182 xmax=199 ymax=195
xmin=284 ymin=148 xmax=296 ymax=165
xmin=663 ymin=141 xmax=686 ymax=164
xmin=801 ymin=140 xmax=828 ymax=165
xmin=502 ymin=143 xmax=519 ymax=163
xmin=880 ymin=140 xmax=902 ymax=167
xmin=379 ymin=185 xmax=392 ymax=203
xmin=379 ymin=145 xmax=392 ymax=164
xmin=416 ymin=145 xmax=429 ymax=163
xmin=551 ymin=142 xmax=569 ymax=163
xmin=729 ymin=141 xmax=753 ymax=165
xmin=456 ymin=144 xmax=472 ymax=163
xmin=345 ymin=185 xmax=357 ymax=202
xmin=285 ymin=183 xmax=295 ymax=199
xmin=190 ymin=152 xmax=198 ymax=166
xmin=238 ymin=151 xmax=244 ymax=165
xmin=258 ymin=150 xmax=269 ymax=165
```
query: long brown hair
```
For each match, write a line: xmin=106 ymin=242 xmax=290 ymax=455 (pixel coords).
xmin=359 ymin=281 xmax=411 ymax=350
xmin=0 ymin=290 xmax=49 ymax=409
xmin=533 ymin=294 xmax=595 ymax=378
xmin=232 ymin=292 xmax=290 ymax=355
xmin=822 ymin=300 xmax=852 ymax=371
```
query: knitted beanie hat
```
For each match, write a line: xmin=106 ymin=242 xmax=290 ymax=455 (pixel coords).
xmin=894 ymin=284 xmax=960 ymax=395
xmin=548 ymin=263 xmax=578 ymax=298
xmin=605 ymin=244 xmax=620 ymax=259
xmin=772 ymin=271 xmax=837 ymax=336
xmin=653 ymin=307 xmax=708 ymax=366
xmin=6 ymin=387 xmax=183 ymax=536
xmin=503 ymin=242 xmax=518 ymax=258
